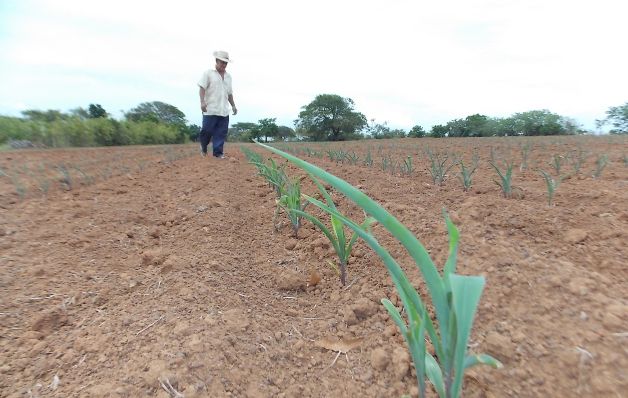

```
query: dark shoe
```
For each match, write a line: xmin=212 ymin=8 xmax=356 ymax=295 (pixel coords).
xmin=214 ymin=154 xmax=225 ymax=159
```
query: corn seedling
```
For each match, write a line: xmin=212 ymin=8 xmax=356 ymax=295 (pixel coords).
xmin=291 ymin=177 xmax=375 ymax=286
xmin=241 ymin=146 xmax=264 ymax=165
xmin=255 ymin=142 xmax=502 ymax=398
xmin=519 ymin=143 xmax=532 ymax=171
xmin=549 ymin=154 xmax=564 ymax=175
xmin=457 ymin=154 xmax=479 ymax=192
xmin=345 ymin=151 xmax=360 ymax=165
xmin=381 ymin=154 xmax=393 ymax=173
xmin=622 ymin=154 xmax=627 ymax=167
xmin=593 ymin=154 xmax=608 ymax=178
xmin=250 ymin=157 xmax=288 ymax=197
xmin=56 ymin=164 xmax=72 ymax=190
xmin=489 ymin=146 xmax=497 ymax=163
xmin=400 ymin=156 xmax=413 ymax=177
xmin=427 ymin=150 xmax=457 ymax=186
xmin=0 ymin=168 xmax=26 ymax=199
xmin=363 ymin=149 xmax=373 ymax=167
xmin=567 ymin=147 xmax=587 ymax=174
xmin=73 ymin=166 xmax=94 ymax=185
xmin=275 ymin=178 xmax=309 ymax=237
xmin=539 ymin=169 xmax=563 ymax=206
xmin=489 ymin=160 xmax=515 ymax=198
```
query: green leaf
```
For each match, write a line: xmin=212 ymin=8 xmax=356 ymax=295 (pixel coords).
xmin=464 ymin=353 xmax=503 ymax=370
xmin=449 ymin=274 xmax=486 ymax=397
xmin=425 ymin=353 xmax=445 ymax=398
xmin=381 ymin=299 xmax=408 ymax=334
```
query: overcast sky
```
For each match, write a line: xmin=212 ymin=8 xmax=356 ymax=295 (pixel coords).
xmin=1 ymin=0 xmax=626 ymax=132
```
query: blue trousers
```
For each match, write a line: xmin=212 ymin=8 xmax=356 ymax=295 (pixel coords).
xmin=200 ymin=115 xmax=229 ymax=157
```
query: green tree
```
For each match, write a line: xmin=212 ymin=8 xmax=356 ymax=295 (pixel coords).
xmin=124 ymin=101 xmax=188 ymax=142
xmin=409 ymin=125 xmax=426 ymax=138
xmin=276 ymin=125 xmax=296 ymax=141
xmin=510 ymin=110 xmax=566 ymax=136
xmin=230 ymin=122 xmax=259 ymax=141
xmin=430 ymin=124 xmax=448 ymax=138
xmin=125 ymin=101 xmax=186 ymax=125
xmin=366 ymin=120 xmax=391 ymax=139
xmin=294 ymin=94 xmax=367 ymax=141
xmin=69 ymin=107 xmax=90 ymax=120
xmin=258 ymin=118 xmax=279 ymax=142
xmin=88 ymin=104 xmax=108 ymax=118
xmin=21 ymin=109 xmax=68 ymax=122
xmin=599 ymin=102 xmax=628 ymax=134
xmin=184 ymin=124 xmax=201 ymax=142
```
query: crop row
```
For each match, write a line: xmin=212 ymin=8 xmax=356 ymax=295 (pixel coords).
xmin=242 ymin=143 xmax=502 ymax=398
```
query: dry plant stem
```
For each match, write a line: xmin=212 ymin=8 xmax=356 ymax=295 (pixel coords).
xmin=322 ymin=351 xmax=343 ymax=374
xmin=136 ymin=315 xmax=164 ymax=336
xmin=159 ymin=377 xmax=184 ymax=398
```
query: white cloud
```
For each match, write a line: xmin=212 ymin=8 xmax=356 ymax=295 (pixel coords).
xmin=1 ymin=0 xmax=627 ymax=131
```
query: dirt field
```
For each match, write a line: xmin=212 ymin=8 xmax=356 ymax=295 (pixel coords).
xmin=1 ymin=137 xmax=626 ymax=397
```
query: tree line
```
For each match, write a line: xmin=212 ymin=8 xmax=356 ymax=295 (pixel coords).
xmin=1 ymin=97 xmax=626 ymax=148
xmin=0 ymin=102 xmax=199 ymax=148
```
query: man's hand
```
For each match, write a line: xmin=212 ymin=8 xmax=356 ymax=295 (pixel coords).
xmin=232 ymin=106 xmax=238 ymax=115
xmin=201 ymin=101 xmax=207 ymax=113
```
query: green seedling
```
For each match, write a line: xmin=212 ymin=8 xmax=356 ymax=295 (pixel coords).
xmin=255 ymin=142 xmax=502 ymax=398
xmin=400 ymin=156 xmax=413 ymax=177
xmin=457 ymin=154 xmax=479 ymax=192
xmin=275 ymin=177 xmax=309 ymax=237
xmin=549 ymin=154 xmax=563 ymax=175
xmin=519 ymin=143 xmax=532 ymax=171
xmin=539 ymin=169 xmax=564 ymax=206
xmin=593 ymin=154 xmax=608 ymax=178
xmin=291 ymin=178 xmax=375 ymax=286
xmin=489 ymin=160 xmax=515 ymax=198
xmin=427 ymin=150 xmax=457 ymax=186
xmin=364 ymin=149 xmax=373 ymax=167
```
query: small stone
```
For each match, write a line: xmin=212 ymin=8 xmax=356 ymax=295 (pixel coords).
xmin=564 ymin=229 xmax=587 ymax=244
xmin=370 ymin=348 xmax=390 ymax=370
xmin=284 ymin=239 xmax=297 ymax=250
xmin=276 ymin=270 xmax=306 ymax=291
xmin=602 ymin=312 xmax=623 ymax=330
xmin=485 ymin=331 xmax=514 ymax=363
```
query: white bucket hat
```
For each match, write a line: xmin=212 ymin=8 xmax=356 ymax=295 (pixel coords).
xmin=213 ymin=50 xmax=231 ymax=63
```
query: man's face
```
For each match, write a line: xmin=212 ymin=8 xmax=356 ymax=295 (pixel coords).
xmin=215 ymin=59 xmax=228 ymax=73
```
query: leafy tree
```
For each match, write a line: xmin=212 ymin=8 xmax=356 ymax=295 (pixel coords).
xmin=69 ymin=107 xmax=90 ymax=120
xmin=276 ymin=125 xmax=296 ymax=141
xmin=409 ymin=125 xmax=426 ymax=138
xmin=599 ymin=102 xmax=628 ymax=134
xmin=258 ymin=118 xmax=279 ymax=142
xmin=125 ymin=101 xmax=186 ymax=126
xmin=366 ymin=120 xmax=391 ymax=139
xmin=445 ymin=114 xmax=491 ymax=137
xmin=510 ymin=110 xmax=566 ymax=136
xmin=184 ymin=124 xmax=201 ymax=142
xmin=21 ymin=109 xmax=68 ymax=122
xmin=430 ymin=124 xmax=448 ymax=138
xmin=230 ymin=122 xmax=259 ymax=141
xmin=88 ymin=104 xmax=108 ymax=118
xmin=295 ymin=94 xmax=367 ymax=141
xmin=124 ymin=101 xmax=188 ymax=142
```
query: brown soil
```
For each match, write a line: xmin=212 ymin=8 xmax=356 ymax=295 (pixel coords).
xmin=1 ymin=137 xmax=626 ymax=397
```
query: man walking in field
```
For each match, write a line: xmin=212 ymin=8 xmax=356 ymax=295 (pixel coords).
xmin=198 ymin=50 xmax=237 ymax=158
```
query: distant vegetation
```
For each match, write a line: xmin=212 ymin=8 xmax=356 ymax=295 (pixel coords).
xmin=0 ymin=102 xmax=198 ymax=148
xmin=1 ymin=98 xmax=626 ymax=148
